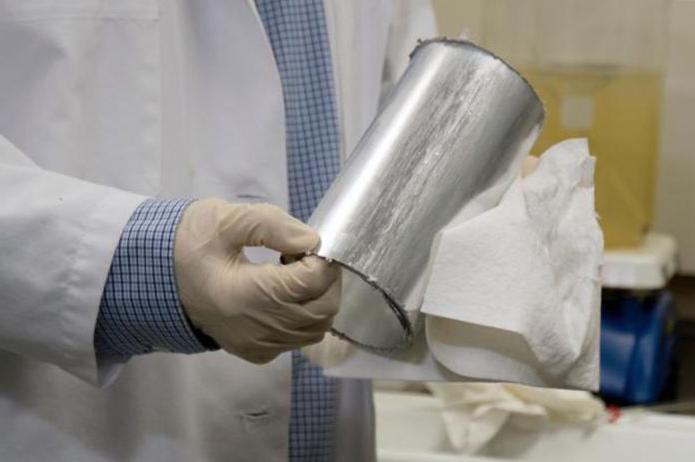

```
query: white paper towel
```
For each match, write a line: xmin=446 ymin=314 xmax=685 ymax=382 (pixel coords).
xmin=309 ymin=138 xmax=603 ymax=390
xmin=423 ymin=138 xmax=602 ymax=389
xmin=426 ymin=382 xmax=607 ymax=454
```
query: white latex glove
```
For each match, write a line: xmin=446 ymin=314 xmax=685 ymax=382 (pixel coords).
xmin=174 ymin=198 xmax=341 ymax=364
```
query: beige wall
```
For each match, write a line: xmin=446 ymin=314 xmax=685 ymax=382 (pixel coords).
xmin=432 ymin=0 xmax=695 ymax=274
xmin=432 ymin=0 xmax=485 ymax=39
xmin=654 ymin=0 xmax=695 ymax=275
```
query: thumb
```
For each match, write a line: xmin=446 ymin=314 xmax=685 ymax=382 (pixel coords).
xmin=221 ymin=203 xmax=320 ymax=254
xmin=258 ymin=256 xmax=340 ymax=303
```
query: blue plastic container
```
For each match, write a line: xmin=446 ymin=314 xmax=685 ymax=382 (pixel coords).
xmin=600 ymin=290 xmax=677 ymax=404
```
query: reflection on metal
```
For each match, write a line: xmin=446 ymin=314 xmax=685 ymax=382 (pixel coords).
xmin=309 ymin=39 xmax=545 ymax=352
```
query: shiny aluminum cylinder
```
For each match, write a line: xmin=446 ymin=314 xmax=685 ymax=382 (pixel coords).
xmin=309 ymin=39 xmax=545 ymax=351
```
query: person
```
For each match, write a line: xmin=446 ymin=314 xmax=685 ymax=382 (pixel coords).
xmin=0 ymin=0 xmax=437 ymax=461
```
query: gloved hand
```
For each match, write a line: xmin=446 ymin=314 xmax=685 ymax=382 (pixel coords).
xmin=174 ymin=198 xmax=341 ymax=364
xmin=521 ymin=156 xmax=539 ymax=177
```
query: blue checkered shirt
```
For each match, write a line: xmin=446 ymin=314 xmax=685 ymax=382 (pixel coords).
xmin=96 ymin=0 xmax=342 ymax=460
xmin=95 ymin=199 xmax=209 ymax=358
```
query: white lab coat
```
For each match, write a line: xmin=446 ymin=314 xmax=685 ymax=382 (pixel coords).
xmin=0 ymin=1 xmax=436 ymax=461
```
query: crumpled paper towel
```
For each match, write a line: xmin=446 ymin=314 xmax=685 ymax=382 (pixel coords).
xmin=426 ymin=382 xmax=607 ymax=454
xmin=307 ymin=138 xmax=603 ymax=390
xmin=422 ymin=138 xmax=603 ymax=389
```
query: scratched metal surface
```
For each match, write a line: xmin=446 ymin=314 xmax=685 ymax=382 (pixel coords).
xmin=309 ymin=39 xmax=545 ymax=351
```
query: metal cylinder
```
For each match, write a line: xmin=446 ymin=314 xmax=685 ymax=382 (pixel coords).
xmin=309 ymin=39 xmax=545 ymax=352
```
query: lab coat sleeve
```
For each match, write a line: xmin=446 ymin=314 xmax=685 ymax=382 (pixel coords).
xmin=379 ymin=0 xmax=438 ymax=104
xmin=0 ymin=135 xmax=147 ymax=385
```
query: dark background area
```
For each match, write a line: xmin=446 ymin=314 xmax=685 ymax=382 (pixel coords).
xmin=671 ymin=276 xmax=695 ymax=401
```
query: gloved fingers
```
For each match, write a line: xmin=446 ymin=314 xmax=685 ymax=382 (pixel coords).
xmin=231 ymin=346 xmax=285 ymax=365
xmin=295 ymin=312 xmax=335 ymax=333
xmin=213 ymin=330 xmax=289 ymax=364
xmin=264 ymin=256 xmax=340 ymax=303
xmin=222 ymin=203 xmax=320 ymax=254
xmin=257 ymin=333 xmax=326 ymax=351
xmin=299 ymin=332 xmax=328 ymax=348
xmin=255 ymin=283 xmax=338 ymax=336
xmin=231 ymin=336 xmax=325 ymax=364
xmin=232 ymin=280 xmax=338 ymax=348
xmin=254 ymin=318 xmax=333 ymax=346
xmin=247 ymin=352 xmax=280 ymax=364
xmin=522 ymin=155 xmax=539 ymax=177
xmin=292 ymin=279 xmax=341 ymax=321
xmin=256 ymin=271 xmax=340 ymax=330
xmin=287 ymin=318 xmax=335 ymax=349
